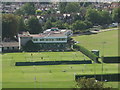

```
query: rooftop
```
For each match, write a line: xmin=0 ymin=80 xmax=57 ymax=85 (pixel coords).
xmin=0 ymin=42 xmax=19 ymax=47
xmin=19 ymin=28 xmax=72 ymax=38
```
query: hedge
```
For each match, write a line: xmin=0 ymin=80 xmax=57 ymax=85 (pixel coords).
xmin=73 ymin=44 xmax=99 ymax=63
xmin=15 ymin=60 xmax=92 ymax=66
xmin=102 ymin=56 xmax=120 ymax=63
xmin=75 ymin=73 xmax=120 ymax=82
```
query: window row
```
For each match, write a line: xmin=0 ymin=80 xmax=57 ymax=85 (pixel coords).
xmin=33 ymin=38 xmax=67 ymax=41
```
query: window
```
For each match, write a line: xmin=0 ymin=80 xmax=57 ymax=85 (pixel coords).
xmin=12 ymin=47 xmax=14 ymax=50
xmin=33 ymin=39 xmax=38 ymax=41
xmin=7 ymin=47 xmax=9 ymax=50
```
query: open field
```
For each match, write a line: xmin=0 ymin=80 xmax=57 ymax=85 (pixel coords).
xmin=73 ymin=29 xmax=118 ymax=56
xmin=2 ymin=29 xmax=119 ymax=88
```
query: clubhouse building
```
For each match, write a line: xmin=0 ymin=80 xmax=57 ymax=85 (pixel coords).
xmin=18 ymin=28 xmax=74 ymax=51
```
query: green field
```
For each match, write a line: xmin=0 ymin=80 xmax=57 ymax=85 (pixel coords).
xmin=73 ymin=29 xmax=118 ymax=56
xmin=2 ymin=29 xmax=119 ymax=88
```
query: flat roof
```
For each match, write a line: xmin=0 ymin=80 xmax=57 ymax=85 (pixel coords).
xmin=19 ymin=29 xmax=71 ymax=38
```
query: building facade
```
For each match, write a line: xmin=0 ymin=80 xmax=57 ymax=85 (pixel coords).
xmin=18 ymin=28 xmax=73 ymax=51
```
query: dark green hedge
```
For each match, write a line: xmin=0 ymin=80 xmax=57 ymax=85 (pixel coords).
xmin=75 ymin=73 xmax=120 ymax=82
xmin=73 ymin=44 xmax=99 ymax=63
xmin=22 ymin=40 xmax=40 ymax=51
xmin=15 ymin=60 xmax=92 ymax=66
xmin=102 ymin=56 xmax=120 ymax=63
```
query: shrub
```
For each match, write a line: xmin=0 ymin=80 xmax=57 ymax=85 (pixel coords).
xmin=73 ymin=44 xmax=99 ymax=62
xmin=76 ymin=77 xmax=111 ymax=90
xmin=22 ymin=40 xmax=39 ymax=51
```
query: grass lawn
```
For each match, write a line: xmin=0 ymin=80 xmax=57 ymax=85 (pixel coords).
xmin=2 ymin=29 xmax=119 ymax=88
xmin=73 ymin=29 xmax=118 ymax=56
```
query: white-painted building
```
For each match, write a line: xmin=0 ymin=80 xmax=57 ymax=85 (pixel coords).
xmin=18 ymin=28 xmax=73 ymax=51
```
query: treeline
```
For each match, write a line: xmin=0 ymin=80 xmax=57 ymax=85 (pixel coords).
xmin=2 ymin=2 xmax=120 ymax=39
xmin=2 ymin=14 xmax=43 ymax=39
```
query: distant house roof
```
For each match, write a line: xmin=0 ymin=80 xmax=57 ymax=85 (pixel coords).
xmin=0 ymin=42 xmax=19 ymax=47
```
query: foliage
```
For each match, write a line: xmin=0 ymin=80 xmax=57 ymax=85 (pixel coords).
xmin=85 ymin=8 xmax=113 ymax=26
xmin=83 ymin=20 xmax=93 ymax=29
xmin=72 ymin=20 xmax=86 ymax=31
xmin=15 ymin=9 xmax=24 ymax=15
xmin=99 ymin=10 xmax=112 ymax=25
xmin=52 ymin=20 xmax=66 ymax=29
xmin=76 ymin=77 xmax=108 ymax=89
xmin=15 ymin=3 xmax=36 ymax=15
xmin=85 ymin=8 xmax=101 ymax=25
xmin=2 ymin=14 xmax=19 ymax=39
xmin=22 ymin=40 xmax=39 ymax=51
xmin=49 ymin=16 xmax=57 ymax=22
xmin=64 ymin=23 xmax=71 ymax=29
xmin=73 ymin=14 xmax=82 ymax=22
xmin=112 ymin=7 xmax=120 ymax=23
xmin=26 ymin=16 xmax=42 ymax=34
xmin=17 ymin=16 xmax=27 ymax=32
xmin=59 ymin=2 xmax=67 ymax=13
xmin=73 ymin=44 xmax=98 ymax=62
xmin=35 ymin=10 xmax=42 ymax=15
xmin=44 ymin=20 xmax=53 ymax=29
xmin=65 ymin=2 xmax=80 ymax=13
xmin=72 ymin=20 xmax=92 ymax=31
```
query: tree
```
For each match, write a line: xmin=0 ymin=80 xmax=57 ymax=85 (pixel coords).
xmin=72 ymin=20 xmax=86 ymax=32
xmin=85 ymin=8 xmax=101 ymax=25
xmin=84 ymin=20 xmax=93 ymax=29
xmin=44 ymin=20 xmax=53 ymax=29
xmin=64 ymin=23 xmax=70 ymax=29
xmin=65 ymin=2 xmax=80 ymax=13
xmin=27 ymin=16 xmax=42 ymax=34
xmin=112 ymin=7 xmax=120 ymax=23
xmin=49 ymin=16 xmax=57 ymax=22
xmin=73 ymin=14 xmax=82 ymax=22
xmin=59 ymin=2 xmax=67 ymax=13
xmin=18 ymin=16 xmax=27 ymax=32
xmin=76 ymin=77 xmax=111 ymax=89
xmin=15 ymin=9 xmax=24 ymax=15
xmin=2 ymin=14 xmax=19 ymax=39
xmin=53 ymin=20 xmax=65 ymax=29
xmin=15 ymin=3 xmax=36 ymax=15
xmin=23 ymin=40 xmax=39 ymax=51
xmin=99 ymin=10 xmax=112 ymax=25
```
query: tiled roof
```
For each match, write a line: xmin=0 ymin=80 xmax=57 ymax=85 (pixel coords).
xmin=0 ymin=42 xmax=19 ymax=47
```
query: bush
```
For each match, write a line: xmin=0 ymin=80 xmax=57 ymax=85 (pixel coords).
xmin=73 ymin=44 xmax=99 ymax=62
xmin=102 ymin=56 xmax=120 ymax=63
xmin=76 ymin=77 xmax=111 ymax=89
xmin=22 ymin=40 xmax=40 ymax=51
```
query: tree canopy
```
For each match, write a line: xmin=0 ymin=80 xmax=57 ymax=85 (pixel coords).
xmin=2 ymin=14 xmax=19 ymax=39
xmin=15 ymin=3 xmax=36 ymax=15
xmin=85 ymin=8 xmax=101 ymax=25
xmin=65 ymin=2 xmax=80 ymax=13
xmin=26 ymin=16 xmax=43 ymax=34
xmin=76 ymin=77 xmax=111 ymax=89
xmin=112 ymin=7 xmax=120 ymax=23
